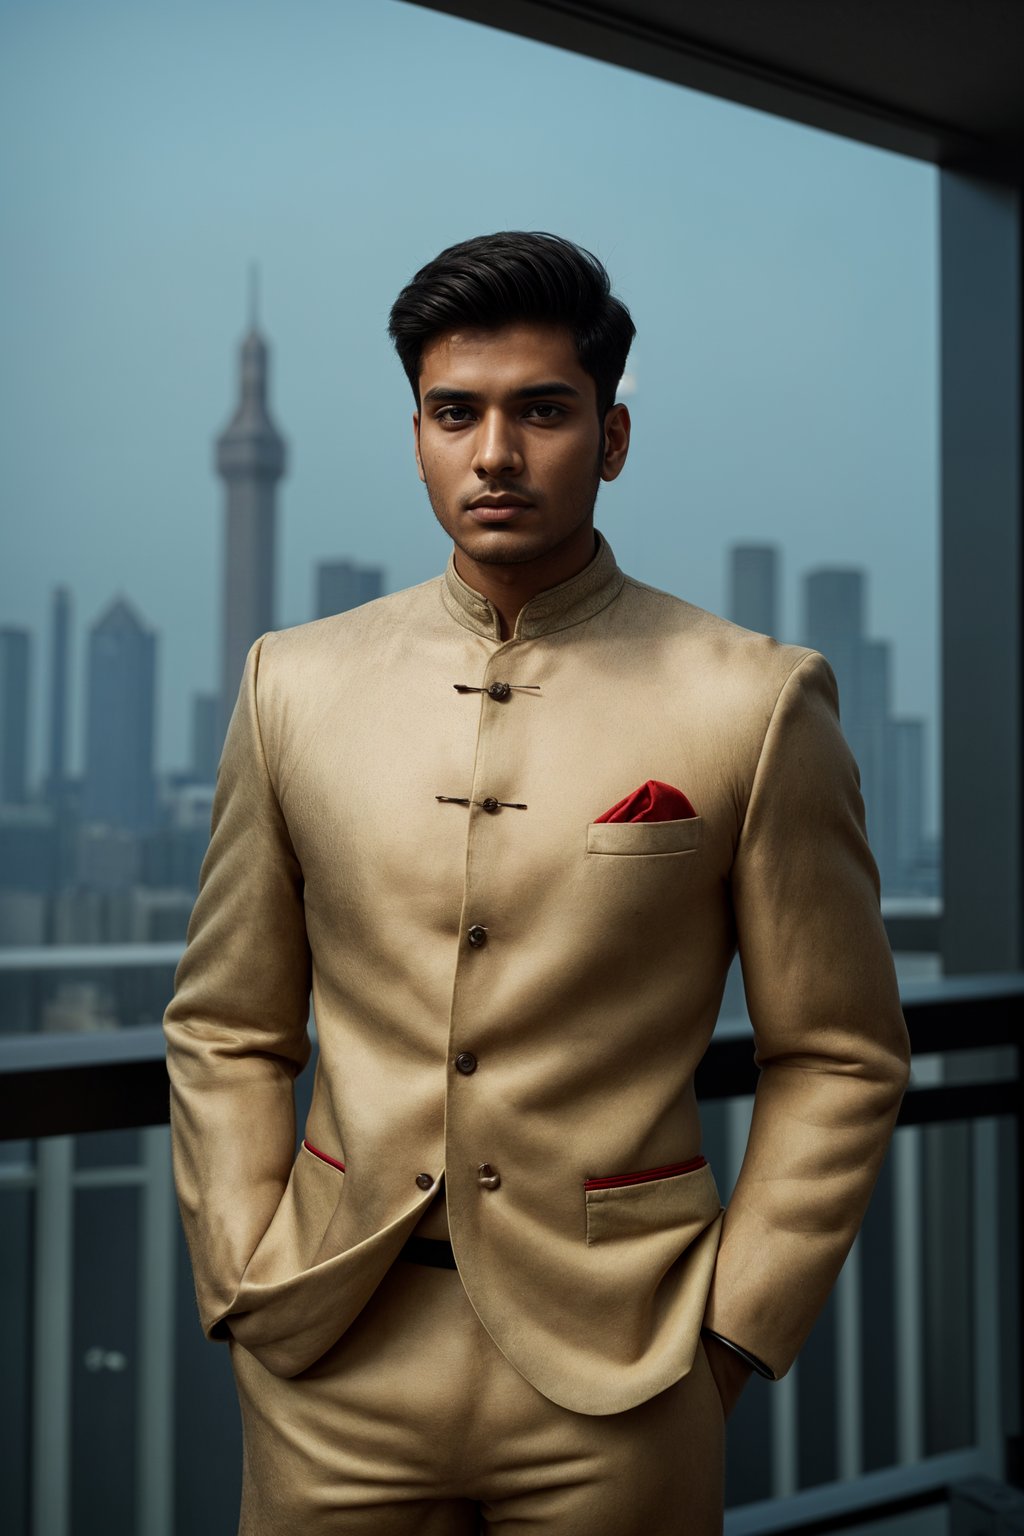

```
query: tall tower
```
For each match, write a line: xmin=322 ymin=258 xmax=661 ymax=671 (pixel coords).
xmin=216 ymin=271 xmax=287 ymax=741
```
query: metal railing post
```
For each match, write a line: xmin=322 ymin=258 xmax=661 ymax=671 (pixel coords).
xmin=136 ymin=1124 xmax=176 ymax=1536
xmin=31 ymin=1135 xmax=74 ymax=1536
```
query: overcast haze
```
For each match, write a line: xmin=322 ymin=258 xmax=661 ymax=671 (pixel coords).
xmin=0 ymin=0 xmax=938 ymax=820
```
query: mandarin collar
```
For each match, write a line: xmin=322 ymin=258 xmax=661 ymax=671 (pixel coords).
xmin=441 ymin=530 xmax=625 ymax=641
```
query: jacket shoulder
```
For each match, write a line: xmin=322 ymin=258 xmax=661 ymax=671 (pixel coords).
xmin=617 ymin=574 xmax=820 ymax=706
xmin=261 ymin=578 xmax=445 ymax=660
xmin=238 ymin=580 xmax=448 ymax=741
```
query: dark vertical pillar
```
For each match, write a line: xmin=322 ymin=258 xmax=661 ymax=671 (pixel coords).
xmin=938 ymin=167 xmax=1022 ymax=1479
xmin=940 ymin=171 xmax=1021 ymax=975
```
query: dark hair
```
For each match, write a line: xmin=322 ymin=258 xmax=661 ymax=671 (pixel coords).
xmin=387 ymin=231 xmax=635 ymax=419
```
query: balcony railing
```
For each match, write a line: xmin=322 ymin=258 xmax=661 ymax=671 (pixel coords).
xmin=0 ymin=957 xmax=1020 ymax=1536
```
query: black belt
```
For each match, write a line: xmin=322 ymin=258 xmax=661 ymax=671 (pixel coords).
xmin=398 ymin=1236 xmax=458 ymax=1270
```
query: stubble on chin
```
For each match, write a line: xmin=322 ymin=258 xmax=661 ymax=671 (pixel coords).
xmin=424 ymin=479 xmax=603 ymax=570
xmin=451 ymin=532 xmax=554 ymax=568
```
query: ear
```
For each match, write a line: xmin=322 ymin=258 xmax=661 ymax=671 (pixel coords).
xmin=412 ymin=411 xmax=425 ymax=483
xmin=600 ymin=403 xmax=631 ymax=483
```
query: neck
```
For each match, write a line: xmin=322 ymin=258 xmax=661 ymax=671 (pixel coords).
xmin=453 ymin=524 xmax=598 ymax=639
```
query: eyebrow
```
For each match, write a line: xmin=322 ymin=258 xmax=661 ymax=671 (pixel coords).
xmin=421 ymin=382 xmax=583 ymax=405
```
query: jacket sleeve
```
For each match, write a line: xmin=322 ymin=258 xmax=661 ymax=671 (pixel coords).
xmin=163 ymin=634 xmax=312 ymax=1339
xmin=702 ymin=650 xmax=911 ymax=1379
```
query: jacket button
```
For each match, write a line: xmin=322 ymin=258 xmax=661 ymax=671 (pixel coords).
xmin=487 ymin=682 xmax=511 ymax=700
xmin=481 ymin=797 xmax=499 ymax=814
xmin=477 ymin=1163 xmax=501 ymax=1189
xmin=415 ymin=1172 xmax=433 ymax=1190
xmin=467 ymin=924 xmax=488 ymax=948
xmin=455 ymin=1051 xmax=478 ymax=1075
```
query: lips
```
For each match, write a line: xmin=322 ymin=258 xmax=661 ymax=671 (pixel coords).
xmin=468 ymin=504 xmax=532 ymax=523
xmin=466 ymin=497 xmax=534 ymax=523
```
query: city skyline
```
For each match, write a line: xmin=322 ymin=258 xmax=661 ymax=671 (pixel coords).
xmin=0 ymin=276 xmax=940 ymax=947
xmin=0 ymin=296 xmax=941 ymax=846
xmin=3 ymin=453 xmax=941 ymax=837
xmin=1 ymin=0 xmax=939 ymax=796
xmin=0 ymin=536 xmax=939 ymax=966
xmin=2 ymin=527 xmax=939 ymax=858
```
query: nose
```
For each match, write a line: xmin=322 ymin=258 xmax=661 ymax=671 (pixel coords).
xmin=471 ymin=409 xmax=523 ymax=480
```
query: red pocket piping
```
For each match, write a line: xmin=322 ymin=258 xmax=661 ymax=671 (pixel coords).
xmin=302 ymin=1139 xmax=346 ymax=1173
xmin=584 ymin=1155 xmax=706 ymax=1191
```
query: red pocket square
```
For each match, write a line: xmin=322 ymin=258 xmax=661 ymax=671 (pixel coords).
xmin=595 ymin=780 xmax=698 ymax=824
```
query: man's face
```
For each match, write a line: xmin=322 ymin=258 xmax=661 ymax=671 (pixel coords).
xmin=413 ymin=321 xmax=629 ymax=569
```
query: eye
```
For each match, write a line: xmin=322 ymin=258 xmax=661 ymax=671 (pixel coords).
xmin=435 ymin=405 xmax=475 ymax=425
xmin=525 ymin=403 xmax=564 ymax=420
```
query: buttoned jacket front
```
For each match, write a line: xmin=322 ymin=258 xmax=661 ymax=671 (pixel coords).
xmin=164 ymin=533 xmax=910 ymax=1415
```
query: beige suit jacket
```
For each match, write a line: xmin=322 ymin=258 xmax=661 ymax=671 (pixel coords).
xmin=163 ymin=532 xmax=910 ymax=1416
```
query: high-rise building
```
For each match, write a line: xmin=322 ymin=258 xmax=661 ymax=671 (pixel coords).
xmin=858 ymin=638 xmax=893 ymax=873
xmin=81 ymin=597 xmax=157 ymax=832
xmin=191 ymin=692 xmax=220 ymax=782
xmin=803 ymin=568 xmax=868 ymax=742
xmin=46 ymin=585 xmax=71 ymax=805
xmin=804 ymin=569 xmax=864 ymax=666
xmin=315 ymin=560 xmax=385 ymax=619
xmin=0 ymin=805 xmax=56 ymax=894
xmin=800 ymin=568 xmax=934 ymax=894
xmin=0 ymin=627 xmax=31 ymax=805
xmin=803 ymin=567 xmax=875 ymax=835
xmin=728 ymin=545 xmax=778 ymax=636
xmin=886 ymin=718 xmax=926 ymax=890
xmin=216 ymin=278 xmax=287 ymax=741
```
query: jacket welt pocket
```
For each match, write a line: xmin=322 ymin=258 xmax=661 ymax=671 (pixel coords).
xmin=584 ymin=1156 xmax=707 ymax=1191
xmin=584 ymin=1157 xmax=718 ymax=1245
xmin=301 ymin=1139 xmax=346 ymax=1174
xmin=586 ymin=817 xmax=702 ymax=856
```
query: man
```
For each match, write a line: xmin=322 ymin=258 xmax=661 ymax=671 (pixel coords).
xmin=164 ymin=231 xmax=910 ymax=1534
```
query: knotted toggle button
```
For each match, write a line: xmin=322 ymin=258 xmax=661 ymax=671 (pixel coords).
xmin=477 ymin=1163 xmax=501 ymax=1190
xmin=467 ymin=924 xmax=488 ymax=949
xmin=452 ymin=682 xmax=541 ymax=700
xmin=436 ymin=796 xmax=528 ymax=811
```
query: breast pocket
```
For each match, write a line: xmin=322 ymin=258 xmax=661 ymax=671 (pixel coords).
xmin=586 ymin=816 xmax=702 ymax=856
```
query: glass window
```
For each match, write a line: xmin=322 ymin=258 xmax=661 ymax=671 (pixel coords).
xmin=1 ymin=3 xmax=976 ymax=1531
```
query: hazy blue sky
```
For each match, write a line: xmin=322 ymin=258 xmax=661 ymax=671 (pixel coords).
xmin=0 ymin=0 xmax=938 ymax=818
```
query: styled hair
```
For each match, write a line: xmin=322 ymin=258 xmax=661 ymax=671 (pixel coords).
xmin=387 ymin=231 xmax=635 ymax=419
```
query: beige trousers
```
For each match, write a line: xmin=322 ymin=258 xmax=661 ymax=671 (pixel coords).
xmin=230 ymin=1254 xmax=725 ymax=1534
